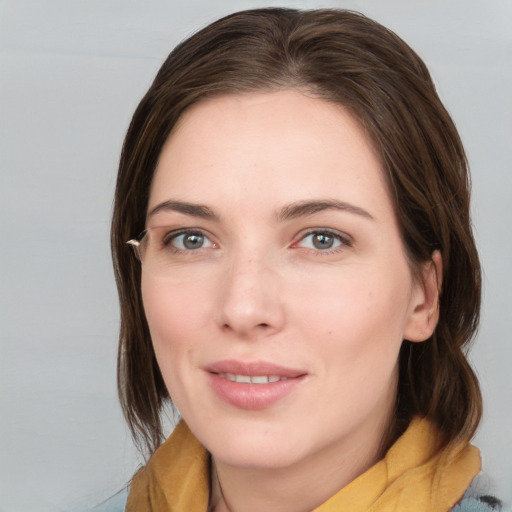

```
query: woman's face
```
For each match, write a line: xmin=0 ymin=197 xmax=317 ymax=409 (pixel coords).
xmin=142 ymin=90 xmax=434 ymax=471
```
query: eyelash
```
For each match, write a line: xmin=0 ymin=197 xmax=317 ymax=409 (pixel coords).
xmin=293 ymin=229 xmax=353 ymax=254
xmin=159 ymin=228 xmax=352 ymax=255
xmin=161 ymin=229 xmax=216 ymax=253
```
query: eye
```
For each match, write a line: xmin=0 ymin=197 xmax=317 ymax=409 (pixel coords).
xmin=295 ymin=230 xmax=351 ymax=251
xmin=165 ymin=230 xmax=215 ymax=251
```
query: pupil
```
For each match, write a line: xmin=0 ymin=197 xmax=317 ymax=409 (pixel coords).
xmin=313 ymin=233 xmax=333 ymax=249
xmin=184 ymin=234 xmax=203 ymax=249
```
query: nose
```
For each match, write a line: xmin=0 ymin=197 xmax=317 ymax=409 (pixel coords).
xmin=216 ymin=251 xmax=285 ymax=339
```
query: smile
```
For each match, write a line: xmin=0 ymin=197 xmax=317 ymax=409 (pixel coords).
xmin=216 ymin=373 xmax=288 ymax=384
xmin=205 ymin=360 xmax=306 ymax=410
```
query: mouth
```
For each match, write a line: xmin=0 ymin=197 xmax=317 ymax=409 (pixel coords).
xmin=205 ymin=360 xmax=307 ymax=410
xmin=215 ymin=373 xmax=289 ymax=384
xmin=205 ymin=359 xmax=305 ymax=378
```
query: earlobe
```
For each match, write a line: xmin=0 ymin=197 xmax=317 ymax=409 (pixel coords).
xmin=404 ymin=250 xmax=443 ymax=343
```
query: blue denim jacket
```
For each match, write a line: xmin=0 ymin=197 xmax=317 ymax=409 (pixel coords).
xmin=87 ymin=494 xmax=502 ymax=512
xmin=85 ymin=485 xmax=504 ymax=511
xmin=452 ymin=494 xmax=502 ymax=512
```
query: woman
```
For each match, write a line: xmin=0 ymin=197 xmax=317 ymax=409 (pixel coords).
xmin=111 ymin=8 xmax=501 ymax=511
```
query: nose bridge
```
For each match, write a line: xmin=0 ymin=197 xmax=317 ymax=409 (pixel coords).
xmin=217 ymin=242 xmax=284 ymax=337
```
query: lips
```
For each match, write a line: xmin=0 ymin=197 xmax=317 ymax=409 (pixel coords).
xmin=217 ymin=373 xmax=285 ymax=384
xmin=205 ymin=360 xmax=307 ymax=410
xmin=205 ymin=360 xmax=305 ymax=378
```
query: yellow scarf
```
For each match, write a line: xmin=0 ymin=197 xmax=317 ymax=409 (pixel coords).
xmin=126 ymin=417 xmax=480 ymax=512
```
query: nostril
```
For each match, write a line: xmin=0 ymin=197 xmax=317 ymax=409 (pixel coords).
xmin=221 ymin=322 xmax=271 ymax=333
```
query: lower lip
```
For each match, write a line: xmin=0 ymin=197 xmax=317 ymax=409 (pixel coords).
xmin=207 ymin=373 xmax=305 ymax=410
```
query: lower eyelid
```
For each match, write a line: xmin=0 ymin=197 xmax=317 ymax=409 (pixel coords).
xmin=166 ymin=230 xmax=218 ymax=251
xmin=296 ymin=230 xmax=352 ymax=248
xmin=159 ymin=228 xmax=351 ymax=252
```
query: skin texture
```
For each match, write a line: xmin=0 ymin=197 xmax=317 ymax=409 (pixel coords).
xmin=141 ymin=90 xmax=441 ymax=512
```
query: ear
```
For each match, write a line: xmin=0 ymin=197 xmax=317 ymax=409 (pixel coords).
xmin=404 ymin=250 xmax=443 ymax=343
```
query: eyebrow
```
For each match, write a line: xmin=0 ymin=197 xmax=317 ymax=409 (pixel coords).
xmin=147 ymin=200 xmax=218 ymax=220
xmin=276 ymin=199 xmax=374 ymax=222
xmin=147 ymin=198 xmax=374 ymax=223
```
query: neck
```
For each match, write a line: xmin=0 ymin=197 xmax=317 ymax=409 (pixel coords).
xmin=209 ymin=416 xmax=389 ymax=512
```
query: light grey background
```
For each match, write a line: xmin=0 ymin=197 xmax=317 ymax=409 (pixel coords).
xmin=1 ymin=1 xmax=511 ymax=511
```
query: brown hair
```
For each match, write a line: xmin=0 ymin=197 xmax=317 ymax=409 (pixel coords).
xmin=111 ymin=8 xmax=482 ymax=457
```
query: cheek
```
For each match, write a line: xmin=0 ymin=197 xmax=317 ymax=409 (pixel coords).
xmin=298 ymin=264 xmax=412 ymax=337
xmin=140 ymin=275 xmax=213 ymax=385
xmin=142 ymin=274 xmax=212 ymax=338
xmin=294 ymin=263 xmax=412 ymax=379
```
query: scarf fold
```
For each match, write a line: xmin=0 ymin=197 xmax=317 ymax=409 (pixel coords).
xmin=126 ymin=417 xmax=481 ymax=512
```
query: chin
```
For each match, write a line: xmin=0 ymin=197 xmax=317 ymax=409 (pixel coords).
xmin=212 ymin=439 xmax=303 ymax=470
xmin=193 ymin=414 xmax=306 ymax=469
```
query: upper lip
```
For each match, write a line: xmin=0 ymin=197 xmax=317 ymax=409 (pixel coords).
xmin=205 ymin=359 xmax=306 ymax=378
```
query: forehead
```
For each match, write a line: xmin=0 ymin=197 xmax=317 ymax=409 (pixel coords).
xmin=149 ymin=90 xmax=391 ymax=218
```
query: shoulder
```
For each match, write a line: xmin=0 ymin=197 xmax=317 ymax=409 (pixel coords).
xmin=450 ymin=476 xmax=503 ymax=512
xmin=450 ymin=495 xmax=502 ymax=512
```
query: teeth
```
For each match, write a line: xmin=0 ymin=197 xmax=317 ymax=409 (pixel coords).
xmin=218 ymin=373 xmax=285 ymax=384
xmin=251 ymin=375 xmax=270 ymax=384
